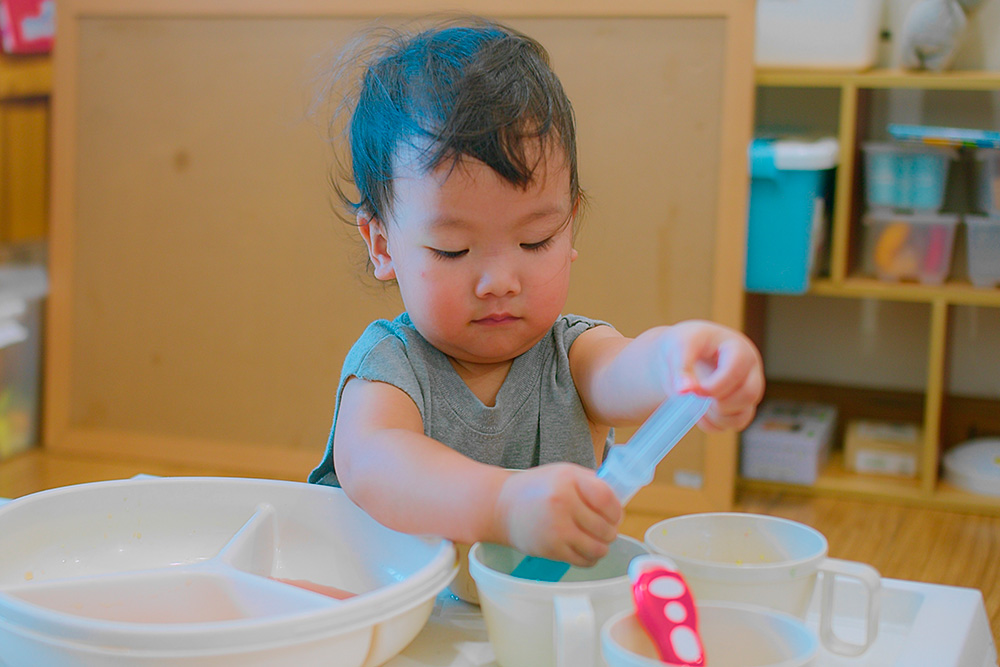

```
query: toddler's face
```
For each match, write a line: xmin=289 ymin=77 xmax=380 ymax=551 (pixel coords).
xmin=363 ymin=150 xmax=577 ymax=368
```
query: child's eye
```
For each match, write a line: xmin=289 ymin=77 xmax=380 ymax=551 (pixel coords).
xmin=429 ymin=248 xmax=468 ymax=260
xmin=521 ymin=237 xmax=555 ymax=252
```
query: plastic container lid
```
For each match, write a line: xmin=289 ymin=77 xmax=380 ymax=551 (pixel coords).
xmin=888 ymin=124 xmax=1000 ymax=149
xmin=750 ymin=137 xmax=839 ymax=173
xmin=943 ymin=439 xmax=1000 ymax=497
xmin=862 ymin=141 xmax=958 ymax=159
xmin=863 ymin=210 xmax=960 ymax=227
xmin=965 ymin=214 xmax=1000 ymax=228
xmin=974 ymin=147 xmax=1000 ymax=161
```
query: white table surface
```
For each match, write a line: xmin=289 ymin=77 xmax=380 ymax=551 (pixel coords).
xmin=391 ymin=578 xmax=997 ymax=667
xmin=1 ymin=497 xmax=995 ymax=666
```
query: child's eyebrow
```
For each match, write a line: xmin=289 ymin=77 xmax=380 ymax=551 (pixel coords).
xmin=429 ymin=205 xmax=570 ymax=230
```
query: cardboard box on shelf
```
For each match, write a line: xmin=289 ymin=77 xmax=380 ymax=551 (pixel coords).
xmin=844 ymin=419 xmax=922 ymax=478
xmin=740 ymin=400 xmax=838 ymax=485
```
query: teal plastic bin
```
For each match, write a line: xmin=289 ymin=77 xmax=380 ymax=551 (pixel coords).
xmin=745 ymin=137 xmax=838 ymax=294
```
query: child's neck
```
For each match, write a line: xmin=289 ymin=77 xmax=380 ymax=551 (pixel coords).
xmin=446 ymin=357 xmax=514 ymax=408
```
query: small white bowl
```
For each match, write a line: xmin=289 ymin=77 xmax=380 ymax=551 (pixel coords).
xmin=602 ymin=602 xmax=818 ymax=667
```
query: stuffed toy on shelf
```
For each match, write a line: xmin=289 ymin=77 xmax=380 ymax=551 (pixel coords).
xmin=897 ymin=0 xmax=988 ymax=71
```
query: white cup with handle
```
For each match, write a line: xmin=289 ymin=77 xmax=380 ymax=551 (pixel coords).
xmin=468 ymin=535 xmax=648 ymax=667
xmin=644 ymin=512 xmax=880 ymax=657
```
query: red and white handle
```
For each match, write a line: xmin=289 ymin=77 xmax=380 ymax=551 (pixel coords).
xmin=629 ymin=555 xmax=705 ymax=667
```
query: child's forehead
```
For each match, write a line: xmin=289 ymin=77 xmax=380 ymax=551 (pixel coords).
xmin=392 ymin=142 xmax=572 ymax=191
xmin=387 ymin=149 xmax=574 ymax=230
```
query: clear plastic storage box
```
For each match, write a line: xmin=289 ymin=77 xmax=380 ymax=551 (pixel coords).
xmin=861 ymin=210 xmax=959 ymax=284
xmin=964 ymin=215 xmax=1000 ymax=287
xmin=862 ymin=142 xmax=957 ymax=212
xmin=974 ymin=148 xmax=1000 ymax=215
xmin=0 ymin=265 xmax=47 ymax=461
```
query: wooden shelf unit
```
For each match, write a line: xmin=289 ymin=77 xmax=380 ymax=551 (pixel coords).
xmin=0 ymin=53 xmax=51 ymax=244
xmin=0 ymin=52 xmax=51 ymax=98
xmin=746 ymin=68 xmax=1000 ymax=515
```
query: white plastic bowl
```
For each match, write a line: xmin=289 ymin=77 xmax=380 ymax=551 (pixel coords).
xmin=944 ymin=439 xmax=1000 ymax=496
xmin=0 ymin=477 xmax=457 ymax=666
xmin=602 ymin=603 xmax=818 ymax=667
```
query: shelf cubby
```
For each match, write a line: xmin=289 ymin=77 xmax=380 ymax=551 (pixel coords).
xmin=745 ymin=69 xmax=1000 ymax=514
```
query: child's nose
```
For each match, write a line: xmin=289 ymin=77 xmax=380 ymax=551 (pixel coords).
xmin=474 ymin=260 xmax=521 ymax=298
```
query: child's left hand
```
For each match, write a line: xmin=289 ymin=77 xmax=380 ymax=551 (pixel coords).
xmin=660 ymin=320 xmax=764 ymax=432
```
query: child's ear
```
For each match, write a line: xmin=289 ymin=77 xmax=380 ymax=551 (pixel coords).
xmin=357 ymin=213 xmax=396 ymax=281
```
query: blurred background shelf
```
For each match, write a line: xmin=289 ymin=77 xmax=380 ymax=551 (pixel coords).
xmin=740 ymin=452 xmax=1000 ymax=515
xmin=757 ymin=68 xmax=1000 ymax=90
xmin=0 ymin=53 xmax=50 ymax=98
xmin=0 ymin=53 xmax=50 ymax=245
xmin=810 ymin=276 xmax=1000 ymax=306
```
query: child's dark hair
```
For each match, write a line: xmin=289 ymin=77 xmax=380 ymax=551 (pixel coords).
xmin=329 ymin=17 xmax=580 ymax=223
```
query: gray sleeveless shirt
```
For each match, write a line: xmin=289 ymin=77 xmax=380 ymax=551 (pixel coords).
xmin=308 ymin=313 xmax=613 ymax=486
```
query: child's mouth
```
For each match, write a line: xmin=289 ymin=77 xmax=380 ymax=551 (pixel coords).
xmin=474 ymin=313 xmax=518 ymax=325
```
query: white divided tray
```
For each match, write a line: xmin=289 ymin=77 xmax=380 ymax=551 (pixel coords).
xmin=0 ymin=478 xmax=457 ymax=666
xmin=389 ymin=575 xmax=997 ymax=666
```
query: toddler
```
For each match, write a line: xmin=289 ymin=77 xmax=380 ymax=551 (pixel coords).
xmin=309 ymin=17 xmax=764 ymax=568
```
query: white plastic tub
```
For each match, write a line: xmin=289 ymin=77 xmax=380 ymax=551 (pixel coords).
xmin=944 ymin=439 xmax=1000 ymax=497
xmin=0 ymin=477 xmax=457 ymax=666
xmin=755 ymin=0 xmax=885 ymax=70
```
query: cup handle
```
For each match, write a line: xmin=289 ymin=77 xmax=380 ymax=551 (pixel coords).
xmin=554 ymin=594 xmax=594 ymax=667
xmin=817 ymin=557 xmax=882 ymax=657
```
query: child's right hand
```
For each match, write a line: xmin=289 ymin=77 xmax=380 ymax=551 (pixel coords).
xmin=495 ymin=463 xmax=622 ymax=567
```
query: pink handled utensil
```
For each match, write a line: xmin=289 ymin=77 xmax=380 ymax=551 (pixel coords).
xmin=628 ymin=555 xmax=705 ymax=666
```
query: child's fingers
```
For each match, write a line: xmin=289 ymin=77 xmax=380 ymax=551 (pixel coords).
xmin=576 ymin=471 xmax=622 ymax=527
xmin=692 ymin=336 xmax=755 ymax=391
xmin=668 ymin=324 xmax=726 ymax=395
xmin=572 ymin=500 xmax=619 ymax=545
xmin=706 ymin=361 xmax=765 ymax=410
xmin=701 ymin=404 xmax=758 ymax=432
xmin=566 ymin=532 xmax=613 ymax=567
xmin=568 ymin=473 xmax=622 ymax=563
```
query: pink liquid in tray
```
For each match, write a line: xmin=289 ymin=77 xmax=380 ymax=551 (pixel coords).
xmin=270 ymin=577 xmax=357 ymax=600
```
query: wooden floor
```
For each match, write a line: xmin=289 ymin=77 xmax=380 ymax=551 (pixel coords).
xmin=2 ymin=448 xmax=999 ymax=644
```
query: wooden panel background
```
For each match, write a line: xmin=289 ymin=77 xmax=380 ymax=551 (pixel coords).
xmin=46 ymin=1 xmax=754 ymax=513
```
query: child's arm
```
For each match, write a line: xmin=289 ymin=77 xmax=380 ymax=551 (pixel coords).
xmin=333 ymin=376 xmax=622 ymax=566
xmin=570 ymin=321 xmax=764 ymax=432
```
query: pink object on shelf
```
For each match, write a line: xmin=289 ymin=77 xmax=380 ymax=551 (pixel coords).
xmin=629 ymin=555 xmax=705 ymax=666
xmin=924 ymin=225 xmax=947 ymax=276
xmin=0 ymin=0 xmax=54 ymax=54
